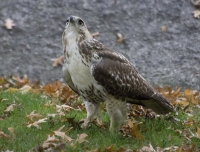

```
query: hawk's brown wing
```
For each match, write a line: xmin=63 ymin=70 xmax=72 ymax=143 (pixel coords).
xmin=91 ymin=50 xmax=174 ymax=114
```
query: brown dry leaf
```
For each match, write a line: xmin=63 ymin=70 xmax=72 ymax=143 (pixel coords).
xmin=128 ymin=105 xmax=156 ymax=119
xmin=4 ymin=18 xmax=15 ymax=30
xmin=26 ymin=111 xmax=43 ymax=122
xmin=191 ymin=0 xmax=200 ymax=7
xmin=130 ymin=123 xmax=144 ymax=140
xmin=184 ymin=89 xmax=193 ymax=97
xmin=183 ymin=89 xmax=199 ymax=105
xmin=12 ymin=75 xmax=29 ymax=87
xmin=42 ymin=81 xmax=62 ymax=97
xmin=8 ymin=127 xmax=16 ymax=139
xmin=183 ymin=118 xmax=196 ymax=127
xmin=47 ymin=113 xmax=57 ymax=117
xmin=0 ymin=131 xmax=10 ymax=140
xmin=193 ymin=10 xmax=200 ymax=18
xmin=19 ymin=85 xmax=32 ymax=94
xmin=51 ymin=56 xmax=64 ymax=67
xmin=44 ymin=100 xmax=56 ymax=108
xmin=0 ymin=77 xmax=11 ymax=90
xmin=90 ymin=119 xmax=107 ymax=129
xmin=4 ymin=103 xmax=16 ymax=112
xmin=105 ymin=144 xmax=115 ymax=152
xmin=42 ymin=135 xmax=60 ymax=149
xmin=60 ymin=85 xmax=78 ymax=103
xmin=161 ymin=26 xmax=167 ymax=32
xmin=56 ymin=104 xmax=75 ymax=114
xmin=179 ymin=144 xmax=195 ymax=152
xmin=190 ymin=95 xmax=199 ymax=105
xmin=156 ymin=86 xmax=180 ymax=104
xmin=175 ymin=128 xmax=200 ymax=141
xmin=156 ymin=146 xmax=179 ymax=152
xmin=76 ymin=133 xmax=88 ymax=144
xmin=140 ymin=144 xmax=155 ymax=152
xmin=70 ymin=133 xmax=88 ymax=148
xmin=120 ymin=119 xmax=144 ymax=140
xmin=117 ymin=33 xmax=124 ymax=43
xmin=53 ymin=125 xmax=73 ymax=143
xmin=27 ymin=118 xmax=47 ymax=129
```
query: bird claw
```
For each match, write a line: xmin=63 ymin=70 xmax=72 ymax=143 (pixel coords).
xmin=96 ymin=118 xmax=103 ymax=126
xmin=79 ymin=118 xmax=90 ymax=129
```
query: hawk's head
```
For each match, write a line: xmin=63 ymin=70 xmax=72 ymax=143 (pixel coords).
xmin=62 ymin=16 xmax=92 ymax=45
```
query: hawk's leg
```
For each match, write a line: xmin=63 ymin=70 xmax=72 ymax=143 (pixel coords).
xmin=106 ymin=97 xmax=127 ymax=131
xmin=81 ymin=100 xmax=101 ymax=128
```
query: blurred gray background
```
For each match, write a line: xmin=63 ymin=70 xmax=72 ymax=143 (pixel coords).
xmin=0 ymin=0 xmax=199 ymax=90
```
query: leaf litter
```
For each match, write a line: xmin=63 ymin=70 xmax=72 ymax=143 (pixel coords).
xmin=0 ymin=76 xmax=200 ymax=151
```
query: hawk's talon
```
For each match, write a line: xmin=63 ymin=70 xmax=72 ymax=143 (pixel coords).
xmin=79 ymin=118 xmax=91 ymax=129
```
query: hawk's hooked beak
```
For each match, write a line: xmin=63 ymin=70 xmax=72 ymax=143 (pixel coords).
xmin=69 ymin=16 xmax=75 ymax=24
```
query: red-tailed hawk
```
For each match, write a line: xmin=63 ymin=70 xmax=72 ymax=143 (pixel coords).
xmin=62 ymin=16 xmax=174 ymax=130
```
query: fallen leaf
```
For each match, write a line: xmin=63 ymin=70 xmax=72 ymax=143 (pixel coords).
xmin=60 ymin=84 xmax=78 ymax=103
xmin=4 ymin=103 xmax=16 ymax=112
xmin=51 ymin=56 xmax=64 ymax=67
xmin=76 ymin=133 xmax=88 ymax=144
xmin=56 ymin=105 xmax=75 ymax=114
xmin=120 ymin=119 xmax=144 ymax=140
xmin=161 ymin=26 xmax=167 ymax=32
xmin=19 ymin=85 xmax=32 ymax=94
xmin=12 ymin=75 xmax=29 ymax=87
xmin=53 ymin=125 xmax=73 ymax=143
xmin=191 ymin=0 xmax=200 ymax=7
xmin=4 ymin=18 xmax=15 ymax=30
xmin=47 ymin=113 xmax=57 ymax=117
xmin=140 ymin=144 xmax=155 ymax=152
xmin=43 ymin=100 xmax=56 ymax=108
xmin=27 ymin=118 xmax=47 ymax=129
xmin=26 ymin=111 xmax=43 ymax=122
xmin=156 ymin=146 xmax=179 ymax=152
xmin=105 ymin=144 xmax=115 ymax=152
xmin=42 ymin=81 xmax=62 ymax=97
xmin=8 ymin=127 xmax=16 ymax=139
xmin=117 ymin=32 xmax=124 ymax=43
xmin=42 ymin=135 xmax=60 ymax=148
xmin=0 ymin=131 xmax=10 ymax=140
xmin=179 ymin=144 xmax=195 ymax=152
xmin=193 ymin=10 xmax=200 ymax=18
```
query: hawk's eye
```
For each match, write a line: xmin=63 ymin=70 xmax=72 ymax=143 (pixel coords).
xmin=66 ymin=19 xmax=69 ymax=24
xmin=78 ymin=19 xmax=84 ymax=26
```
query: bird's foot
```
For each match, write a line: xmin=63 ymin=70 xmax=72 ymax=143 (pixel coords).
xmin=79 ymin=118 xmax=90 ymax=129
xmin=96 ymin=117 xmax=102 ymax=126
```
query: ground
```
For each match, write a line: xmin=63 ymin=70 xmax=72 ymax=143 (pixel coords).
xmin=0 ymin=0 xmax=199 ymax=91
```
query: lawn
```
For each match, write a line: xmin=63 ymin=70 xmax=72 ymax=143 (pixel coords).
xmin=0 ymin=81 xmax=200 ymax=151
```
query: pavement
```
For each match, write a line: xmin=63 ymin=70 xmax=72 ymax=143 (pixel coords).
xmin=0 ymin=0 xmax=199 ymax=90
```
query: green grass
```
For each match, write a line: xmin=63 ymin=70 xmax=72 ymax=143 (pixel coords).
xmin=0 ymin=91 xmax=200 ymax=151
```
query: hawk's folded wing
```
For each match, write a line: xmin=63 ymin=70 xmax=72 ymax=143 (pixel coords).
xmin=91 ymin=50 xmax=174 ymax=114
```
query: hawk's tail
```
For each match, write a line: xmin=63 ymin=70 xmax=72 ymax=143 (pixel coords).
xmin=140 ymin=93 xmax=174 ymax=114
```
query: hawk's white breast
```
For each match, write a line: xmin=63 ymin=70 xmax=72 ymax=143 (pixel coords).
xmin=63 ymin=33 xmax=105 ymax=101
